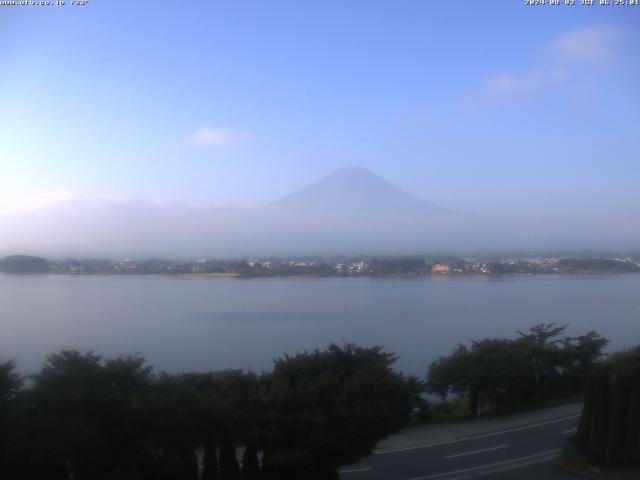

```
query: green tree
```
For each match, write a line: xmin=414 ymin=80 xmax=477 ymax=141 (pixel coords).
xmin=1 ymin=255 xmax=49 ymax=273
xmin=260 ymin=343 xmax=420 ymax=478
xmin=560 ymin=331 xmax=608 ymax=396
xmin=0 ymin=360 xmax=21 ymax=404
xmin=515 ymin=323 xmax=568 ymax=400
xmin=26 ymin=350 xmax=154 ymax=480
xmin=428 ymin=338 xmax=529 ymax=414
xmin=428 ymin=325 xmax=608 ymax=416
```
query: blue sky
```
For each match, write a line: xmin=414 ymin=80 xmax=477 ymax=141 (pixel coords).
xmin=1 ymin=0 xmax=639 ymax=218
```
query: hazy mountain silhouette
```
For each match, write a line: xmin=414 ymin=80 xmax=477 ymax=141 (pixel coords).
xmin=1 ymin=167 xmax=634 ymax=258
xmin=273 ymin=167 xmax=451 ymax=222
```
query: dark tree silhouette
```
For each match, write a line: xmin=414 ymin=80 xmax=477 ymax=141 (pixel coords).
xmin=0 ymin=343 xmax=421 ymax=479
xmin=0 ymin=360 xmax=23 ymax=478
xmin=202 ymin=437 xmax=219 ymax=480
xmin=260 ymin=343 xmax=420 ymax=478
xmin=25 ymin=351 xmax=154 ymax=480
xmin=0 ymin=255 xmax=49 ymax=273
xmin=575 ymin=346 xmax=640 ymax=467
xmin=587 ymin=368 xmax=610 ymax=464
xmin=242 ymin=441 xmax=261 ymax=480
xmin=428 ymin=324 xmax=608 ymax=416
xmin=625 ymin=382 xmax=640 ymax=466
xmin=606 ymin=370 xmax=633 ymax=465
xmin=219 ymin=433 xmax=241 ymax=480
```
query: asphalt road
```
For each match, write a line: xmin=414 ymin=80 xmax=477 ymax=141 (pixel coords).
xmin=339 ymin=414 xmax=581 ymax=480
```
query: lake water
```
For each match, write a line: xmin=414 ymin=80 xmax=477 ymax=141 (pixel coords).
xmin=1 ymin=273 xmax=639 ymax=377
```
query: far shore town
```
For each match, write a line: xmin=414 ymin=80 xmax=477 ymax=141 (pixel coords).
xmin=1 ymin=253 xmax=640 ymax=277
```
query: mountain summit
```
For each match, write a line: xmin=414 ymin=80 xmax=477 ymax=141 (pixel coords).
xmin=273 ymin=167 xmax=450 ymax=221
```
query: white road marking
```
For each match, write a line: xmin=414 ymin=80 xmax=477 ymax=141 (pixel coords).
xmin=375 ymin=414 xmax=580 ymax=455
xmin=406 ymin=449 xmax=561 ymax=480
xmin=339 ymin=466 xmax=373 ymax=474
xmin=443 ymin=444 xmax=508 ymax=459
xmin=562 ymin=428 xmax=577 ymax=434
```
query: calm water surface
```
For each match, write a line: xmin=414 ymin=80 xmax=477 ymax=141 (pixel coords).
xmin=1 ymin=273 xmax=639 ymax=376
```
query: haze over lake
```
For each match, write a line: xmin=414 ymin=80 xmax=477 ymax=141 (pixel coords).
xmin=2 ymin=273 xmax=638 ymax=376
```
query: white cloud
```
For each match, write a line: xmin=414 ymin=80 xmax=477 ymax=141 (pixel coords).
xmin=0 ymin=192 xmax=131 ymax=216
xmin=550 ymin=25 xmax=622 ymax=63
xmin=486 ymin=67 xmax=566 ymax=94
xmin=485 ymin=25 xmax=623 ymax=95
xmin=0 ymin=191 xmax=77 ymax=216
xmin=188 ymin=127 xmax=252 ymax=148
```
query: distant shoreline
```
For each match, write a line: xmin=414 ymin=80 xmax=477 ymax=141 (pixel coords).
xmin=2 ymin=254 xmax=639 ymax=277
xmin=3 ymin=270 xmax=640 ymax=280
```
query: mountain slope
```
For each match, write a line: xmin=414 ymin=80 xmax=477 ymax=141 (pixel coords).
xmin=272 ymin=167 xmax=451 ymax=222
